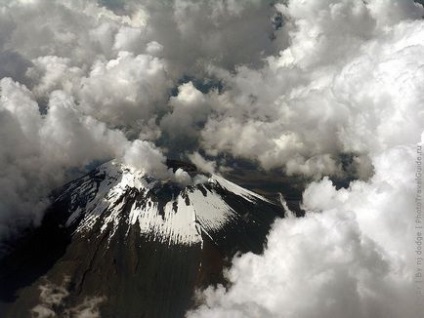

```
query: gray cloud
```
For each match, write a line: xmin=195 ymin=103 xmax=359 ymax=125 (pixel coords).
xmin=187 ymin=144 xmax=424 ymax=318
xmin=0 ymin=0 xmax=286 ymax=243
xmin=31 ymin=276 xmax=105 ymax=318
xmin=184 ymin=1 xmax=424 ymax=317
xmin=198 ymin=0 xmax=424 ymax=178
xmin=0 ymin=0 xmax=423 ymax=316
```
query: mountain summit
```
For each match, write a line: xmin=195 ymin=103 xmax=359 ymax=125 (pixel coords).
xmin=0 ymin=160 xmax=284 ymax=318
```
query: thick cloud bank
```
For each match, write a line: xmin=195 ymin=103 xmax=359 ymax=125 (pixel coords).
xmin=188 ymin=144 xmax=424 ymax=318
xmin=0 ymin=0 xmax=285 ymax=243
xmin=0 ymin=0 xmax=423 ymax=316
xmin=185 ymin=1 xmax=424 ymax=317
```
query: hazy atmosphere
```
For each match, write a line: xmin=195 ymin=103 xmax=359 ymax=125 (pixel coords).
xmin=0 ymin=0 xmax=423 ymax=317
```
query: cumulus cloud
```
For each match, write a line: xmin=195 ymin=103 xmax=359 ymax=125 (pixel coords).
xmin=173 ymin=168 xmax=193 ymax=186
xmin=3 ymin=0 xmax=280 ymax=242
xmin=187 ymin=143 xmax=424 ymax=318
xmin=31 ymin=277 xmax=105 ymax=318
xmin=188 ymin=152 xmax=217 ymax=174
xmin=78 ymin=51 xmax=170 ymax=129
xmin=122 ymin=139 xmax=169 ymax=179
xmin=133 ymin=0 xmax=286 ymax=76
xmin=199 ymin=0 xmax=424 ymax=178
xmin=160 ymin=82 xmax=212 ymax=149
xmin=0 ymin=72 xmax=175 ymax=244
xmin=183 ymin=0 xmax=424 ymax=317
xmin=0 ymin=0 xmax=423 ymax=316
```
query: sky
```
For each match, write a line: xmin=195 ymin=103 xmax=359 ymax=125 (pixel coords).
xmin=0 ymin=0 xmax=423 ymax=317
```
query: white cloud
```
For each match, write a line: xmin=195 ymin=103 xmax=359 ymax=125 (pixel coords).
xmin=0 ymin=78 xmax=130 ymax=241
xmin=173 ymin=168 xmax=193 ymax=186
xmin=188 ymin=152 xmax=217 ymax=174
xmin=200 ymin=0 xmax=424 ymax=177
xmin=123 ymin=139 xmax=169 ymax=179
xmin=185 ymin=1 xmax=424 ymax=317
xmin=77 ymin=51 xmax=170 ymax=128
xmin=0 ymin=1 xmax=423 ymax=315
xmin=65 ymin=297 xmax=105 ymax=318
xmin=31 ymin=277 xmax=105 ymax=318
xmin=161 ymin=82 xmax=211 ymax=143
xmin=187 ymin=143 xmax=424 ymax=318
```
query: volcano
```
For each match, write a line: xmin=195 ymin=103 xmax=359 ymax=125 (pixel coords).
xmin=0 ymin=160 xmax=284 ymax=318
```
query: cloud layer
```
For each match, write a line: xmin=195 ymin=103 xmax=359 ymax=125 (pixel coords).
xmin=0 ymin=0 xmax=284 ymax=242
xmin=185 ymin=1 xmax=424 ymax=317
xmin=0 ymin=0 xmax=423 ymax=316
xmin=188 ymin=143 xmax=424 ymax=318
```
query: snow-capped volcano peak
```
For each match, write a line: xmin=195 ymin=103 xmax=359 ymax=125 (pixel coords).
xmin=2 ymin=160 xmax=283 ymax=318
xmin=53 ymin=160 xmax=276 ymax=246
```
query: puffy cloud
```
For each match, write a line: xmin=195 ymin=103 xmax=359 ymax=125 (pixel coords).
xmin=187 ymin=143 xmax=424 ymax=318
xmin=0 ymin=50 xmax=32 ymax=84
xmin=122 ymin=139 xmax=168 ymax=179
xmin=188 ymin=152 xmax=217 ymax=174
xmin=185 ymin=1 xmax=424 ymax=317
xmin=0 ymin=78 xmax=128 ymax=243
xmin=199 ymin=0 xmax=424 ymax=177
xmin=160 ymin=82 xmax=211 ymax=148
xmin=0 ymin=74 xmax=172 ymax=245
xmin=3 ymin=0 xmax=276 ymax=242
xmin=0 ymin=1 xmax=423 ymax=315
xmin=367 ymin=0 xmax=424 ymax=26
xmin=78 ymin=51 xmax=170 ymax=128
xmin=31 ymin=277 xmax=105 ymax=318
xmin=113 ymin=26 xmax=145 ymax=52
xmin=130 ymin=0 xmax=286 ymax=76
xmin=173 ymin=168 xmax=193 ymax=186
xmin=0 ymin=78 xmax=46 ymax=239
xmin=27 ymin=55 xmax=83 ymax=101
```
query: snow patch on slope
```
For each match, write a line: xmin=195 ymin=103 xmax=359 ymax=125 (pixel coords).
xmin=188 ymin=186 xmax=236 ymax=241
xmin=211 ymin=175 xmax=271 ymax=203
xmin=55 ymin=160 xmax=271 ymax=246
xmin=129 ymin=195 xmax=201 ymax=245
